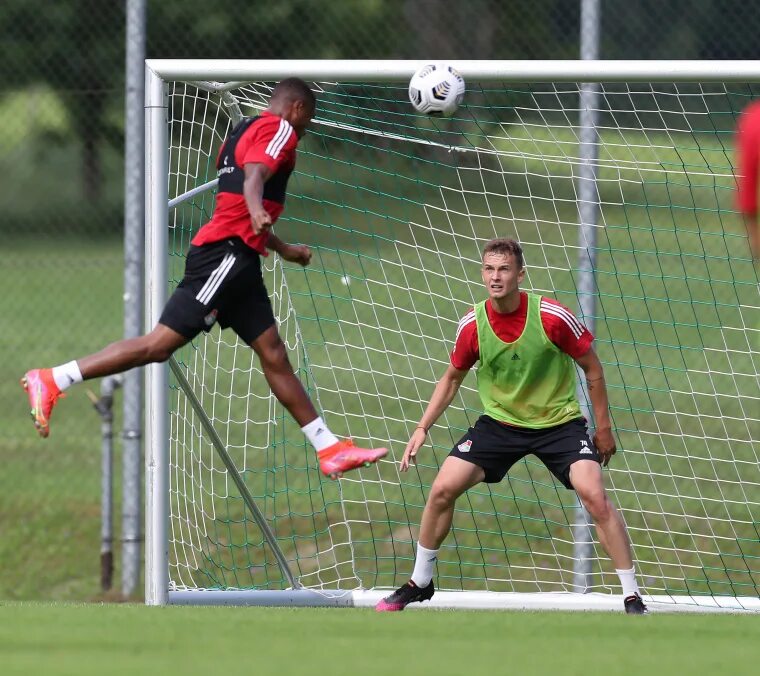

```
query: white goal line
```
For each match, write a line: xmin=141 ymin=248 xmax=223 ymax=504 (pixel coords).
xmin=168 ymin=589 xmax=760 ymax=613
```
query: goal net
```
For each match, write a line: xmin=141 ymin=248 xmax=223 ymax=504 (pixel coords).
xmin=145 ymin=61 xmax=760 ymax=611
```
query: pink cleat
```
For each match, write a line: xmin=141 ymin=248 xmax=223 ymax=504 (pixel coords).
xmin=318 ymin=439 xmax=387 ymax=480
xmin=21 ymin=368 xmax=63 ymax=438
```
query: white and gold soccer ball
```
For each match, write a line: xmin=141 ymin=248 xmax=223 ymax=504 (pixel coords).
xmin=408 ymin=63 xmax=465 ymax=117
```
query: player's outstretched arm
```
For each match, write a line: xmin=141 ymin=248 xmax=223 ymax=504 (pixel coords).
xmin=575 ymin=347 xmax=616 ymax=466
xmin=400 ymin=364 xmax=468 ymax=471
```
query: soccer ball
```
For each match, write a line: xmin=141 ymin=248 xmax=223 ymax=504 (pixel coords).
xmin=408 ymin=63 xmax=465 ymax=117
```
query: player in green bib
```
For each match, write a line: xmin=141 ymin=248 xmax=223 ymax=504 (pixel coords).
xmin=377 ymin=238 xmax=647 ymax=614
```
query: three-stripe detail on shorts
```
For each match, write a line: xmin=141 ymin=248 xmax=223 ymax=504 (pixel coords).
xmin=195 ymin=253 xmax=236 ymax=305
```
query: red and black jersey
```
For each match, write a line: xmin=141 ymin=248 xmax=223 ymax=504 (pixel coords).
xmin=192 ymin=111 xmax=298 ymax=255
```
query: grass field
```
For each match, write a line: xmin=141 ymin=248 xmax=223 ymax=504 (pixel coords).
xmin=2 ymin=603 xmax=760 ymax=676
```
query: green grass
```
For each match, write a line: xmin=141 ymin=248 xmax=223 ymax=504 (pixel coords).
xmin=2 ymin=603 xmax=759 ymax=676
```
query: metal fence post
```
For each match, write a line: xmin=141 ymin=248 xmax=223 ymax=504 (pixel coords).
xmin=88 ymin=375 xmax=124 ymax=592
xmin=573 ymin=0 xmax=601 ymax=594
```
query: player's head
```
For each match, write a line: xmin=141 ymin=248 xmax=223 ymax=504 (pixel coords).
xmin=269 ymin=78 xmax=317 ymax=139
xmin=481 ymin=238 xmax=525 ymax=300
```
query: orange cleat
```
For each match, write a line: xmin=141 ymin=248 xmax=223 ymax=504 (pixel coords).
xmin=21 ymin=368 xmax=63 ymax=438
xmin=318 ymin=439 xmax=387 ymax=480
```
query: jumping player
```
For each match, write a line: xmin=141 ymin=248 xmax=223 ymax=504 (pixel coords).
xmin=21 ymin=77 xmax=386 ymax=480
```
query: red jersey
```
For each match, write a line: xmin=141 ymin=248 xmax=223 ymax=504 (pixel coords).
xmin=736 ymin=101 xmax=760 ymax=219
xmin=450 ymin=292 xmax=593 ymax=370
xmin=192 ymin=111 xmax=298 ymax=254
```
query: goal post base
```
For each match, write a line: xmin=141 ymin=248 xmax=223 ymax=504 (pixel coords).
xmin=168 ymin=589 xmax=760 ymax=613
xmin=168 ymin=589 xmax=355 ymax=607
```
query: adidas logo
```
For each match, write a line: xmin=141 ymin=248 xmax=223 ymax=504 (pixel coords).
xmin=579 ymin=448 xmax=593 ymax=455
xmin=511 ymin=354 xmax=520 ymax=361
xmin=315 ymin=427 xmax=325 ymax=436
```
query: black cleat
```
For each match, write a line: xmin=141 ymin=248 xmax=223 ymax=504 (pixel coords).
xmin=624 ymin=593 xmax=649 ymax=614
xmin=375 ymin=580 xmax=435 ymax=612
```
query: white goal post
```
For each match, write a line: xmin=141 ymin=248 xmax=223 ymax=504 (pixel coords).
xmin=145 ymin=60 xmax=760 ymax=612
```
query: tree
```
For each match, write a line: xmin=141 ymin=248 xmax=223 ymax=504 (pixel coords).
xmin=0 ymin=0 xmax=125 ymax=204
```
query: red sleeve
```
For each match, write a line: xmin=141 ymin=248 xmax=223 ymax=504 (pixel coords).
xmin=237 ymin=116 xmax=297 ymax=172
xmin=450 ymin=309 xmax=478 ymax=370
xmin=736 ymin=101 xmax=760 ymax=218
xmin=540 ymin=298 xmax=594 ymax=359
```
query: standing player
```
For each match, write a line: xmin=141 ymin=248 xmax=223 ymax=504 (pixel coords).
xmin=736 ymin=100 xmax=760 ymax=260
xmin=21 ymin=77 xmax=386 ymax=480
xmin=376 ymin=238 xmax=647 ymax=614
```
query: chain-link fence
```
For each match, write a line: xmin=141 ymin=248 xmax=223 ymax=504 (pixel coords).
xmin=2 ymin=0 xmax=760 ymax=602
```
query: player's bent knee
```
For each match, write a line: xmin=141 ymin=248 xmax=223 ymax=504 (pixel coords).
xmin=428 ymin=482 xmax=461 ymax=508
xmin=151 ymin=347 xmax=175 ymax=363
xmin=143 ymin=346 xmax=172 ymax=364
xmin=258 ymin=340 xmax=290 ymax=370
xmin=580 ymin=491 xmax=611 ymax=521
xmin=142 ymin=337 xmax=176 ymax=364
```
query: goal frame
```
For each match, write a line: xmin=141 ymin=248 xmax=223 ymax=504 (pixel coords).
xmin=144 ymin=59 xmax=760 ymax=612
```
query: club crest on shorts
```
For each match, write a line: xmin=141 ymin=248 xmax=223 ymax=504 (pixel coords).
xmin=457 ymin=439 xmax=472 ymax=453
xmin=204 ymin=309 xmax=218 ymax=327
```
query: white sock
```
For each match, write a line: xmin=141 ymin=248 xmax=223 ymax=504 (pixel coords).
xmin=302 ymin=417 xmax=339 ymax=453
xmin=616 ymin=567 xmax=640 ymax=598
xmin=52 ymin=361 xmax=83 ymax=391
xmin=410 ymin=543 xmax=439 ymax=587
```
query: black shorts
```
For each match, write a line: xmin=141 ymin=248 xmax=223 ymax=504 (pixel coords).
xmin=449 ymin=415 xmax=600 ymax=489
xmin=159 ymin=237 xmax=275 ymax=344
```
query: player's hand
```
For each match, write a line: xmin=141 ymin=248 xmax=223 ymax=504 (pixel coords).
xmin=400 ymin=428 xmax=427 ymax=472
xmin=251 ymin=208 xmax=272 ymax=236
xmin=280 ymin=244 xmax=312 ymax=267
xmin=593 ymin=427 xmax=617 ymax=467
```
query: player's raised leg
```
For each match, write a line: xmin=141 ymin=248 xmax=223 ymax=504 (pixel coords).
xmin=250 ymin=324 xmax=386 ymax=479
xmin=22 ymin=324 xmax=188 ymax=438
xmin=570 ymin=459 xmax=648 ymax=614
xmin=376 ymin=456 xmax=484 ymax=611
